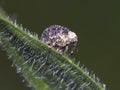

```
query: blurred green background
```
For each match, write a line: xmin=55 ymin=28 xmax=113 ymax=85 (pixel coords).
xmin=0 ymin=0 xmax=120 ymax=90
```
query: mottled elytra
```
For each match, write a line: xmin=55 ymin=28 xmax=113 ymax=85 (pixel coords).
xmin=40 ymin=25 xmax=78 ymax=54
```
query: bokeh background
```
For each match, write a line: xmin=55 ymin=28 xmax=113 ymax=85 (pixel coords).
xmin=0 ymin=0 xmax=120 ymax=90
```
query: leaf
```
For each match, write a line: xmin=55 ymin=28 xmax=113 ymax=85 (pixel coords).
xmin=0 ymin=9 xmax=106 ymax=90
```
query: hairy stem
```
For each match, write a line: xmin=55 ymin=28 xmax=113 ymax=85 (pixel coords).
xmin=0 ymin=10 xmax=106 ymax=90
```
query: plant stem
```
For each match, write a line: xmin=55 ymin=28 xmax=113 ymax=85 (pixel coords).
xmin=0 ymin=11 xmax=106 ymax=90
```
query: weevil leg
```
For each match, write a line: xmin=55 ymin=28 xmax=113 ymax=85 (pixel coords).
xmin=71 ymin=41 xmax=77 ymax=54
xmin=64 ymin=45 xmax=68 ymax=54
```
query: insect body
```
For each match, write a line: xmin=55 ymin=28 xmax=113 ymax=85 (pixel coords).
xmin=41 ymin=25 xmax=78 ymax=54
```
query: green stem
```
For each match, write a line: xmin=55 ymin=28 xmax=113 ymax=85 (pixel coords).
xmin=0 ymin=11 xmax=106 ymax=90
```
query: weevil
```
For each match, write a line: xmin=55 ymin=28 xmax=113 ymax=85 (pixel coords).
xmin=41 ymin=25 xmax=78 ymax=54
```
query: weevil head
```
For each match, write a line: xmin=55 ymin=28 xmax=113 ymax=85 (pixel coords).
xmin=67 ymin=31 xmax=78 ymax=54
xmin=68 ymin=31 xmax=78 ymax=43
